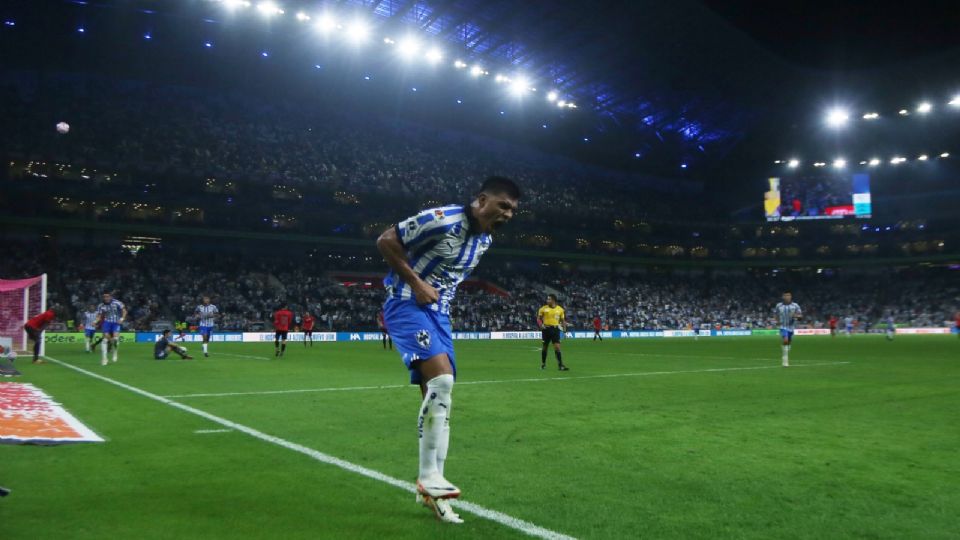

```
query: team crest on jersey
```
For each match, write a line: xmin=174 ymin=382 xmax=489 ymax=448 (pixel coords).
xmin=434 ymin=209 xmax=445 ymax=219
xmin=416 ymin=329 xmax=431 ymax=348
xmin=407 ymin=219 xmax=418 ymax=231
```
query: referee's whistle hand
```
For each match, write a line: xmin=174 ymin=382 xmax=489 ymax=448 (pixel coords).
xmin=414 ymin=283 xmax=440 ymax=305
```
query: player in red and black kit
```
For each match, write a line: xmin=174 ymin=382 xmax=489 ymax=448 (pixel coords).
xmin=24 ymin=306 xmax=58 ymax=364
xmin=829 ymin=315 xmax=838 ymax=338
xmin=377 ymin=309 xmax=392 ymax=350
xmin=955 ymin=312 xmax=960 ymax=339
xmin=273 ymin=303 xmax=294 ymax=357
xmin=592 ymin=315 xmax=603 ymax=341
xmin=302 ymin=312 xmax=315 ymax=347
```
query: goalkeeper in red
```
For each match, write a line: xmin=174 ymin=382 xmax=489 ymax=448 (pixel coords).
xmin=377 ymin=176 xmax=520 ymax=524
xmin=24 ymin=306 xmax=58 ymax=364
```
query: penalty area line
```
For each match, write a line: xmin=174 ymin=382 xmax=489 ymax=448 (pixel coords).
xmin=164 ymin=361 xmax=852 ymax=399
xmin=43 ymin=355 xmax=576 ymax=540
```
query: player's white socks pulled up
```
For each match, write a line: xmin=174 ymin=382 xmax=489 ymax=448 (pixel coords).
xmin=111 ymin=339 xmax=119 ymax=362
xmin=782 ymin=344 xmax=790 ymax=366
xmin=436 ymin=402 xmax=451 ymax=477
xmin=101 ymin=339 xmax=109 ymax=365
xmin=417 ymin=374 xmax=460 ymax=498
xmin=202 ymin=343 xmax=209 ymax=355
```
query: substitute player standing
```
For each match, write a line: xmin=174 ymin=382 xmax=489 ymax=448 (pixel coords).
xmin=775 ymin=292 xmax=802 ymax=367
xmin=96 ymin=292 xmax=127 ymax=366
xmin=538 ymin=294 xmax=570 ymax=371
xmin=592 ymin=314 xmax=603 ymax=341
xmin=302 ymin=311 xmax=315 ymax=347
xmin=377 ymin=176 xmax=520 ymax=524
xmin=24 ymin=306 xmax=57 ymax=364
xmin=273 ymin=303 xmax=293 ymax=357
xmin=828 ymin=315 xmax=838 ymax=338
xmin=195 ymin=296 xmax=219 ymax=357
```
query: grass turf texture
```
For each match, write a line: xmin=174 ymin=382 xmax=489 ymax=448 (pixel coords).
xmin=2 ymin=336 xmax=958 ymax=539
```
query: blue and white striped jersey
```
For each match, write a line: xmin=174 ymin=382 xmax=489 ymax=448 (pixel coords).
xmin=98 ymin=299 xmax=125 ymax=323
xmin=384 ymin=205 xmax=492 ymax=315
xmin=196 ymin=304 xmax=219 ymax=327
xmin=774 ymin=302 xmax=802 ymax=330
xmin=82 ymin=310 xmax=99 ymax=330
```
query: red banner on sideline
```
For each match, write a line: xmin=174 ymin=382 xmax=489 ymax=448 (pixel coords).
xmin=0 ymin=383 xmax=104 ymax=444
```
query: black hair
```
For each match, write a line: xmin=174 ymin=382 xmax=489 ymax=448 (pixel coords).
xmin=548 ymin=294 xmax=557 ymax=302
xmin=162 ymin=329 xmax=171 ymax=335
xmin=480 ymin=176 xmax=521 ymax=200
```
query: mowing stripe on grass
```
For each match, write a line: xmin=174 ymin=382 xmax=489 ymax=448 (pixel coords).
xmin=43 ymin=356 xmax=576 ymax=540
xmin=164 ymin=362 xmax=851 ymax=398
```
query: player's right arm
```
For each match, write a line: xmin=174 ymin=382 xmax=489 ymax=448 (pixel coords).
xmin=376 ymin=225 xmax=439 ymax=305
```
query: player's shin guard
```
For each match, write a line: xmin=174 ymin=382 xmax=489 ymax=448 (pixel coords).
xmin=418 ymin=374 xmax=454 ymax=482
xmin=202 ymin=343 xmax=208 ymax=354
xmin=111 ymin=339 xmax=119 ymax=362
xmin=436 ymin=401 xmax=451 ymax=477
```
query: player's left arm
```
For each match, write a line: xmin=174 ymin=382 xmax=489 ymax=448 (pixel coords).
xmin=120 ymin=303 xmax=128 ymax=324
xmin=794 ymin=305 xmax=803 ymax=319
xmin=559 ymin=309 xmax=567 ymax=332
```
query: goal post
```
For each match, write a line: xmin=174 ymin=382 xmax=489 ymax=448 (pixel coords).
xmin=0 ymin=274 xmax=47 ymax=353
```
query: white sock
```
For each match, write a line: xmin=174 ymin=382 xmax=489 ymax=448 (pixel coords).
xmin=202 ymin=343 xmax=208 ymax=354
xmin=101 ymin=339 xmax=108 ymax=359
xmin=85 ymin=337 xmax=91 ymax=352
xmin=436 ymin=401 xmax=452 ymax=477
xmin=418 ymin=374 xmax=454 ymax=480
xmin=112 ymin=339 xmax=118 ymax=360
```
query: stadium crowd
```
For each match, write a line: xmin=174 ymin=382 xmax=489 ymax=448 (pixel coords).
xmin=0 ymin=243 xmax=955 ymax=333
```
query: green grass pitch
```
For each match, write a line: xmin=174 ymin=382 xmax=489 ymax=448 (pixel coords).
xmin=2 ymin=335 xmax=958 ymax=539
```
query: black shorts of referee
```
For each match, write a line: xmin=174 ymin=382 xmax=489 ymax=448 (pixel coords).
xmin=541 ymin=326 xmax=562 ymax=344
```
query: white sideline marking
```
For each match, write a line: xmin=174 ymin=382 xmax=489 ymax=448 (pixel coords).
xmin=164 ymin=362 xmax=851 ymax=399
xmin=214 ymin=352 xmax=271 ymax=361
xmin=44 ymin=356 xmax=576 ymax=540
xmin=194 ymin=429 xmax=232 ymax=434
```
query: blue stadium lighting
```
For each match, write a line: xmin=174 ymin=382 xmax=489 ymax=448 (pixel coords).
xmin=556 ymin=100 xmax=566 ymax=108
xmin=917 ymin=154 xmax=928 ymax=161
xmin=396 ymin=37 xmax=421 ymax=60
xmin=832 ymin=158 xmax=847 ymax=169
xmin=77 ymin=27 xmax=86 ymax=33
xmin=260 ymin=51 xmax=269 ymax=57
xmin=916 ymin=102 xmax=933 ymax=114
xmin=546 ymin=91 xmax=558 ymax=102
xmin=453 ymin=60 xmax=467 ymax=69
xmin=456 ymin=99 xmax=462 ymax=104
xmin=295 ymin=11 xmax=310 ymax=22
xmin=3 ymin=20 xmax=14 ymax=27
xmin=898 ymin=109 xmax=909 ymax=116
xmin=363 ymin=75 xmax=371 ymax=80
xmin=204 ymin=41 xmax=213 ymax=48
xmin=499 ymin=111 xmax=505 ymax=115
xmin=862 ymin=112 xmax=879 ymax=120
xmin=950 ymin=96 xmax=960 ymax=107
xmin=680 ymin=163 xmax=688 ymax=169
xmin=868 ymin=158 xmax=881 ymax=167
xmin=787 ymin=159 xmax=799 ymax=168
xmin=544 ymin=124 xmax=550 ymax=129
xmin=470 ymin=65 xmax=484 ymax=77
xmin=509 ymin=76 xmax=531 ymax=96
xmin=345 ymin=19 xmax=370 ymax=45
xmin=314 ymin=64 xmax=322 ymax=69
xmin=222 ymin=0 xmax=252 ymax=9
xmin=143 ymin=33 xmax=152 ymax=40
xmin=634 ymin=152 xmax=641 ymax=158
xmin=941 ymin=152 xmax=950 ymax=158
xmin=411 ymin=87 xmax=417 ymax=92
xmin=583 ymin=137 xmax=589 ymax=142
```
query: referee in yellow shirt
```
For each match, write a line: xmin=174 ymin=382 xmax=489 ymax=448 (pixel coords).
xmin=537 ymin=294 xmax=570 ymax=371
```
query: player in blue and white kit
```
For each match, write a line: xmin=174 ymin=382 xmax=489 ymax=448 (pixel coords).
xmin=844 ymin=315 xmax=854 ymax=337
xmin=195 ymin=297 xmax=219 ymax=357
xmin=376 ymin=176 xmax=520 ymax=524
xmin=96 ymin=292 xmax=127 ymax=366
xmin=774 ymin=292 xmax=802 ymax=367
xmin=885 ymin=314 xmax=895 ymax=341
xmin=81 ymin=305 xmax=99 ymax=353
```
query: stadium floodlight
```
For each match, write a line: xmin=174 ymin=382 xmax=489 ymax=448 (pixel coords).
xmin=494 ymin=74 xmax=508 ymax=83
xmin=567 ymin=102 xmax=577 ymax=109
xmin=509 ymin=76 xmax=531 ymax=96
xmin=833 ymin=158 xmax=847 ymax=169
xmin=787 ymin=159 xmax=800 ymax=168
xmin=546 ymin=91 xmax=558 ymax=102
xmin=470 ymin=65 xmax=484 ymax=77
xmin=557 ymin=100 xmax=567 ymax=108
xmin=453 ymin=60 xmax=467 ymax=69
xmin=890 ymin=156 xmax=906 ymax=164
xmin=862 ymin=112 xmax=879 ymax=120
xmin=825 ymin=107 xmax=850 ymax=128
xmin=813 ymin=162 xmax=826 ymax=167
xmin=949 ymin=96 xmax=960 ymax=107
xmin=425 ymin=47 xmax=444 ymax=64
xmin=916 ymin=102 xmax=933 ymax=114
xmin=396 ymin=36 xmax=421 ymax=59
xmin=223 ymin=0 xmax=252 ymax=9
xmin=295 ymin=11 xmax=310 ymax=21
xmin=868 ymin=158 xmax=881 ymax=167
xmin=918 ymin=154 xmax=928 ymax=161
xmin=315 ymin=14 xmax=337 ymax=33
xmin=344 ymin=19 xmax=370 ymax=45
xmin=898 ymin=109 xmax=909 ymax=116
xmin=255 ymin=1 xmax=284 ymax=17
xmin=940 ymin=152 xmax=950 ymax=158
xmin=859 ymin=160 xmax=867 ymax=165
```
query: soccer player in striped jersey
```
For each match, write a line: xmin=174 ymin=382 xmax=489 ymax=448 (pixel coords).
xmin=82 ymin=304 xmax=99 ymax=353
xmin=96 ymin=292 xmax=127 ymax=366
xmin=774 ymin=292 xmax=802 ymax=367
xmin=195 ymin=297 xmax=219 ymax=357
xmin=377 ymin=176 xmax=520 ymax=524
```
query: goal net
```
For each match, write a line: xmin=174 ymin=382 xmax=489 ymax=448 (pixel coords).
xmin=0 ymin=275 xmax=47 ymax=354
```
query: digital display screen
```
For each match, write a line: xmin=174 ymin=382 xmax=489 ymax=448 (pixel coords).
xmin=764 ymin=173 xmax=872 ymax=221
